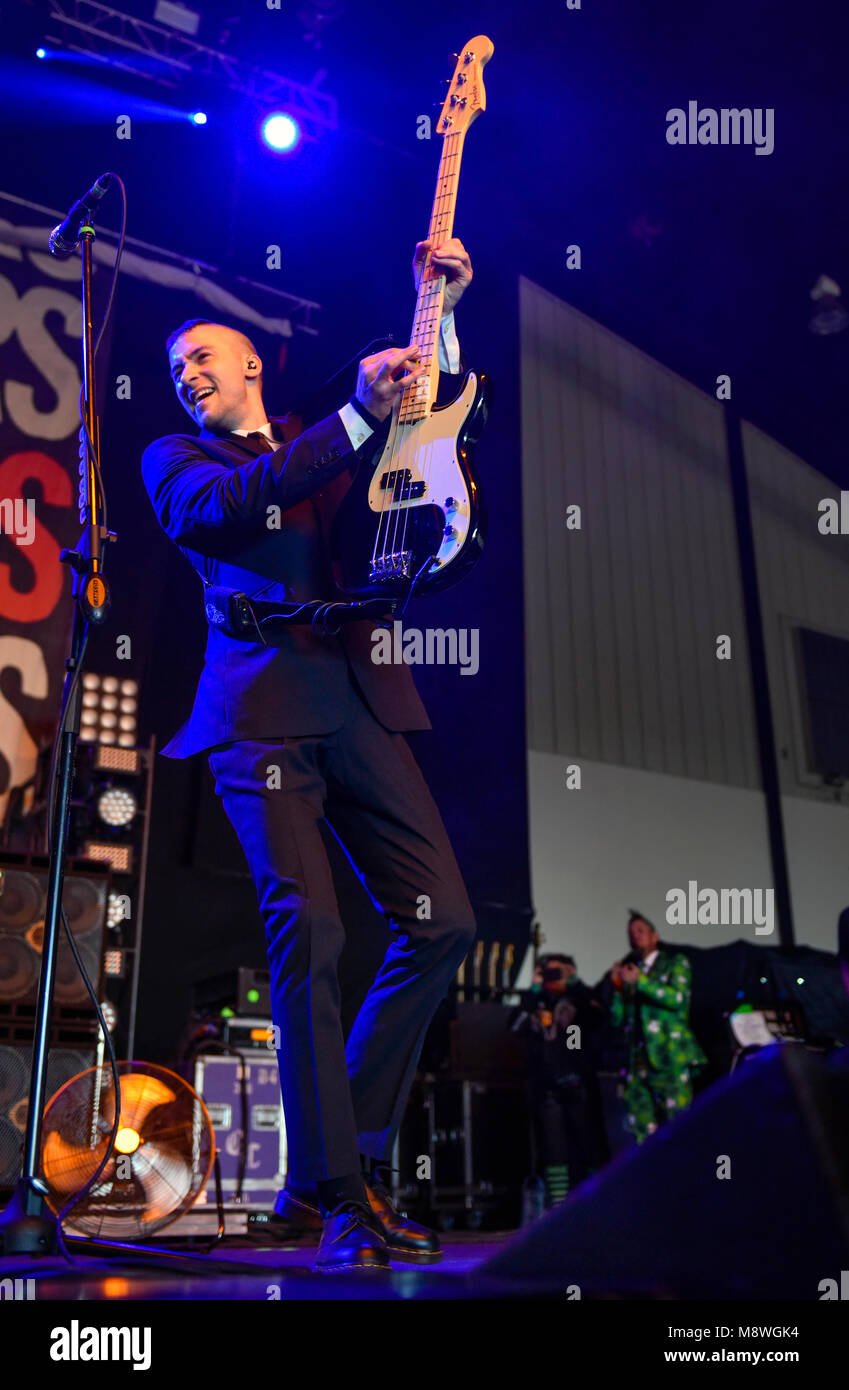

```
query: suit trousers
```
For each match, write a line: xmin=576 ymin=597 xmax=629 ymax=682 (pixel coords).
xmin=208 ymin=674 xmax=477 ymax=1184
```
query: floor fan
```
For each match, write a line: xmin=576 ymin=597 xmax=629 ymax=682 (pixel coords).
xmin=41 ymin=1061 xmax=214 ymax=1241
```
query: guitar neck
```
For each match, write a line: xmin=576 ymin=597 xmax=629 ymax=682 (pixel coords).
xmin=399 ymin=129 xmax=466 ymax=424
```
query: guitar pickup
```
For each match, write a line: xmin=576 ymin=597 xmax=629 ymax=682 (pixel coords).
xmin=380 ymin=469 xmax=426 ymax=502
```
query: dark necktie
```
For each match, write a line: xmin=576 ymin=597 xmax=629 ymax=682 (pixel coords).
xmin=245 ymin=430 xmax=276 ymax=452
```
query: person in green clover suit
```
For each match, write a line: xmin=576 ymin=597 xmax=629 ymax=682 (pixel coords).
xmin=609 ymin=911 xmax=707 ymax=1143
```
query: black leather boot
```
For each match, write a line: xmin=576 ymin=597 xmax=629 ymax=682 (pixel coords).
xmin=314 ymin=1199 xmax=390 ymax=1273
xmin=364 ymin=1165 xmax=442 ymax=1264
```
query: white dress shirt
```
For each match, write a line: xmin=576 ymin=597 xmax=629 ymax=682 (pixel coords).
xmin=232 ymin=312 xmax=460 ymax=451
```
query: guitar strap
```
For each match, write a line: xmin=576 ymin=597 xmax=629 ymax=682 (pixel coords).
xmin=200 ymin=583 xmax=392 ymax=641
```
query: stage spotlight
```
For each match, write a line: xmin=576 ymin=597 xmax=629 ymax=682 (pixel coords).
xmin=36 ymin=48 xmax=47 ymax=60
xmin=103 ymin=948 xmax=126 ymax=977
xmin=97 ymin=786 xmax=138 ymax=828
xmin=99 ymin=1000 xmax=118 ymax=1032
xmin=155 ymin=0 xmax=201 ymax=35
xmin=107 ymin=892 xmax=128 ymax=929
xmin=84 ymin=842 xmax=133 ymax=874
xmin=79 ymin=672 xmax=138 ymax=743
xmin=262 ymin=113 xmax=300 ymax=152
xmin=190 ymin=111 xmax=207 ymax=126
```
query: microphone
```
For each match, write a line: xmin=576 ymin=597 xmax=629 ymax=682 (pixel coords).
xmin=48 ymin=174 xmax=113 ymax=259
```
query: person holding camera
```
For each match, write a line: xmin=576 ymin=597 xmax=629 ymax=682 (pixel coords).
xmin=511 ymin=953 xmax=608 ymax=1206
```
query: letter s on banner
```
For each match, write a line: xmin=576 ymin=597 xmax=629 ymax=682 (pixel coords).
xmin=0 ymin=451 xmax=72 ymax=622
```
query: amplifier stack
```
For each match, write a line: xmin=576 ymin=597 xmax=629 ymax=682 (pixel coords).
xmin=0 ymin=855 xmax=111 ymax=1190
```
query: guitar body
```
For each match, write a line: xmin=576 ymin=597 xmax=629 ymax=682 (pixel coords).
xmin=330 ymin=369 xmax=489 ymax=600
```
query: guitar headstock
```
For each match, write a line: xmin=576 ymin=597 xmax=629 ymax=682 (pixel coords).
xmin=437 ymin=36 xmax=494 ymax=138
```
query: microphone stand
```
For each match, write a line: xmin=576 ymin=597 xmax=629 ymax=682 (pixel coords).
xmin=0 ymin=217 xmax=111 ymax=1255
xmin=0 ymin=206 xmax=305 ymax=1280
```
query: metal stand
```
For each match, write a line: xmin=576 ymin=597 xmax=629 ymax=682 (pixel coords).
xmin=0 ymin=224 xmax=111 ymax=1254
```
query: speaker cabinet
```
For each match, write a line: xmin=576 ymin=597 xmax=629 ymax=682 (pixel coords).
xmin=0 ymin=1043 xmax=95 ymax=1188
xmin=0 ymin=860 xmax=108 ymax=1020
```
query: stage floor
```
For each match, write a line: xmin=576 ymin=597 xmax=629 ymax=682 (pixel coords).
xmin=0 ymin=1230 xmax=538 ymax=1301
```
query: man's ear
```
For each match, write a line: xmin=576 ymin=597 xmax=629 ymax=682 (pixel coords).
xmin=245 ymin=354 xmax=262 ymax=378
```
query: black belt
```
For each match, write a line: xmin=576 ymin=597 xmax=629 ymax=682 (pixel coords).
xmin=203 ymin=585 xmax=394 ymax=641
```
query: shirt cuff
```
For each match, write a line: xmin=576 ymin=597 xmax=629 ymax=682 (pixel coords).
xmin=439 ymin=310 xmax=460 ymax=373
xmin=338 ymin=399 xmax=374 ymax=450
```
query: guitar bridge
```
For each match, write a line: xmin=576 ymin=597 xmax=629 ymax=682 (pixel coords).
xmin=369 ymin=551 xmax=413 ymax=583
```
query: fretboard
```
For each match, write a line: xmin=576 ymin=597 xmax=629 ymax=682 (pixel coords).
xmin=399 ymin=129 xmax=465 ymax=424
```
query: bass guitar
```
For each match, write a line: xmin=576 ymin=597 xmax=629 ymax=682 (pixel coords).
xmin=330 ymin=35 xmax=494 ymax=601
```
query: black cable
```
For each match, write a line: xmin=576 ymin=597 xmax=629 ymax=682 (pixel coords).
xmin=396 ymin=553 xmax=437 ymax=621
xmin=75 ymin=173 xmax=129 ymax=539
xmin=40 ymin=665 xmax=123 ymax=1263
xmin=52 ymin=906 xmax=123 ymax=1262
xmin=43 ymin=623 xmax=89 ymax=856
xmin=92 ymin=175 xmax=127 ymax=361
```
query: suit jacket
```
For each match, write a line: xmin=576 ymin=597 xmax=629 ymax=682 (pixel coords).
xmin=142 ymin=406 xmax=431 ymax=756
xmin=609 ymin=949 xmax=707 ymax=1075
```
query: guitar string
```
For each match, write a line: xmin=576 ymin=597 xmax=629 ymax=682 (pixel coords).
xmin=371 ymin=396 xmax=400 ymax=571
xmin=396 ymin=132 xmax=459 ymax=580
xmin=390 ymin=225 xmax=434 ymax=565
xmin=381 ymin=234 xmax=429 ymax=572
xmin=371 ymin=240 xmax=433 ymax=573
xmin=394 ymin=269 xmax=434 ymax=564
xmin=375 ymin=205 xmax=437 ymax=573
xmin=371 ymin=329 xmax=408 ymax=572
xmin=381 ymin=133 xmax=451 ymax=577
xmin=371 ymin=130 xmax=459 ymax=584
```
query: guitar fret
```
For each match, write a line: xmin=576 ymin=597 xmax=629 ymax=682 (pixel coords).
xmin=407 ymin=129 xmax=463 ymax=402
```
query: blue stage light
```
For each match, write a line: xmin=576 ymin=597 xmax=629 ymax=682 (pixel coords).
xmin=262 ymin=113 xmax=300 ymax=151
xmin=190 ymin=110 xmax=207 ymax=125
xmin=36 ymin=48 xmax=47 ymax=60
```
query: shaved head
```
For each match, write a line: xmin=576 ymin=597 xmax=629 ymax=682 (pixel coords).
xmin=167 ymin=319 xmax=267 ymax=433
xmin=165 ymin=317 xmax=257 ymax=359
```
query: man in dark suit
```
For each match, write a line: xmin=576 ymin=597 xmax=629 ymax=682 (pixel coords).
xmin=142 ymin=239 xmax=477 ymax=1272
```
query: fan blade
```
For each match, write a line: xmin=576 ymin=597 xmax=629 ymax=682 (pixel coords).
xmin=43 ymin=1128 xmax=110 ymax=1194
xmin=95 ymin=1070 xmax=176 ymax=1130
xmin=131 ymin=1143 xmax=193 ymax=1220
xmin=115 ymin=1073 xmax=176 ymax=1132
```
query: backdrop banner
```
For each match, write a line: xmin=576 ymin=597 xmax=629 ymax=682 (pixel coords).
xmin=0 ymin=193 xmax=83 ymax=825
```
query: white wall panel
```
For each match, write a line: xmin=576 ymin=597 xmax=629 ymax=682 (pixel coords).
xmin=520 ymin=275 xmax=759 ymax=788
xmin=520 ymin=278 xmax=849 ymax=962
